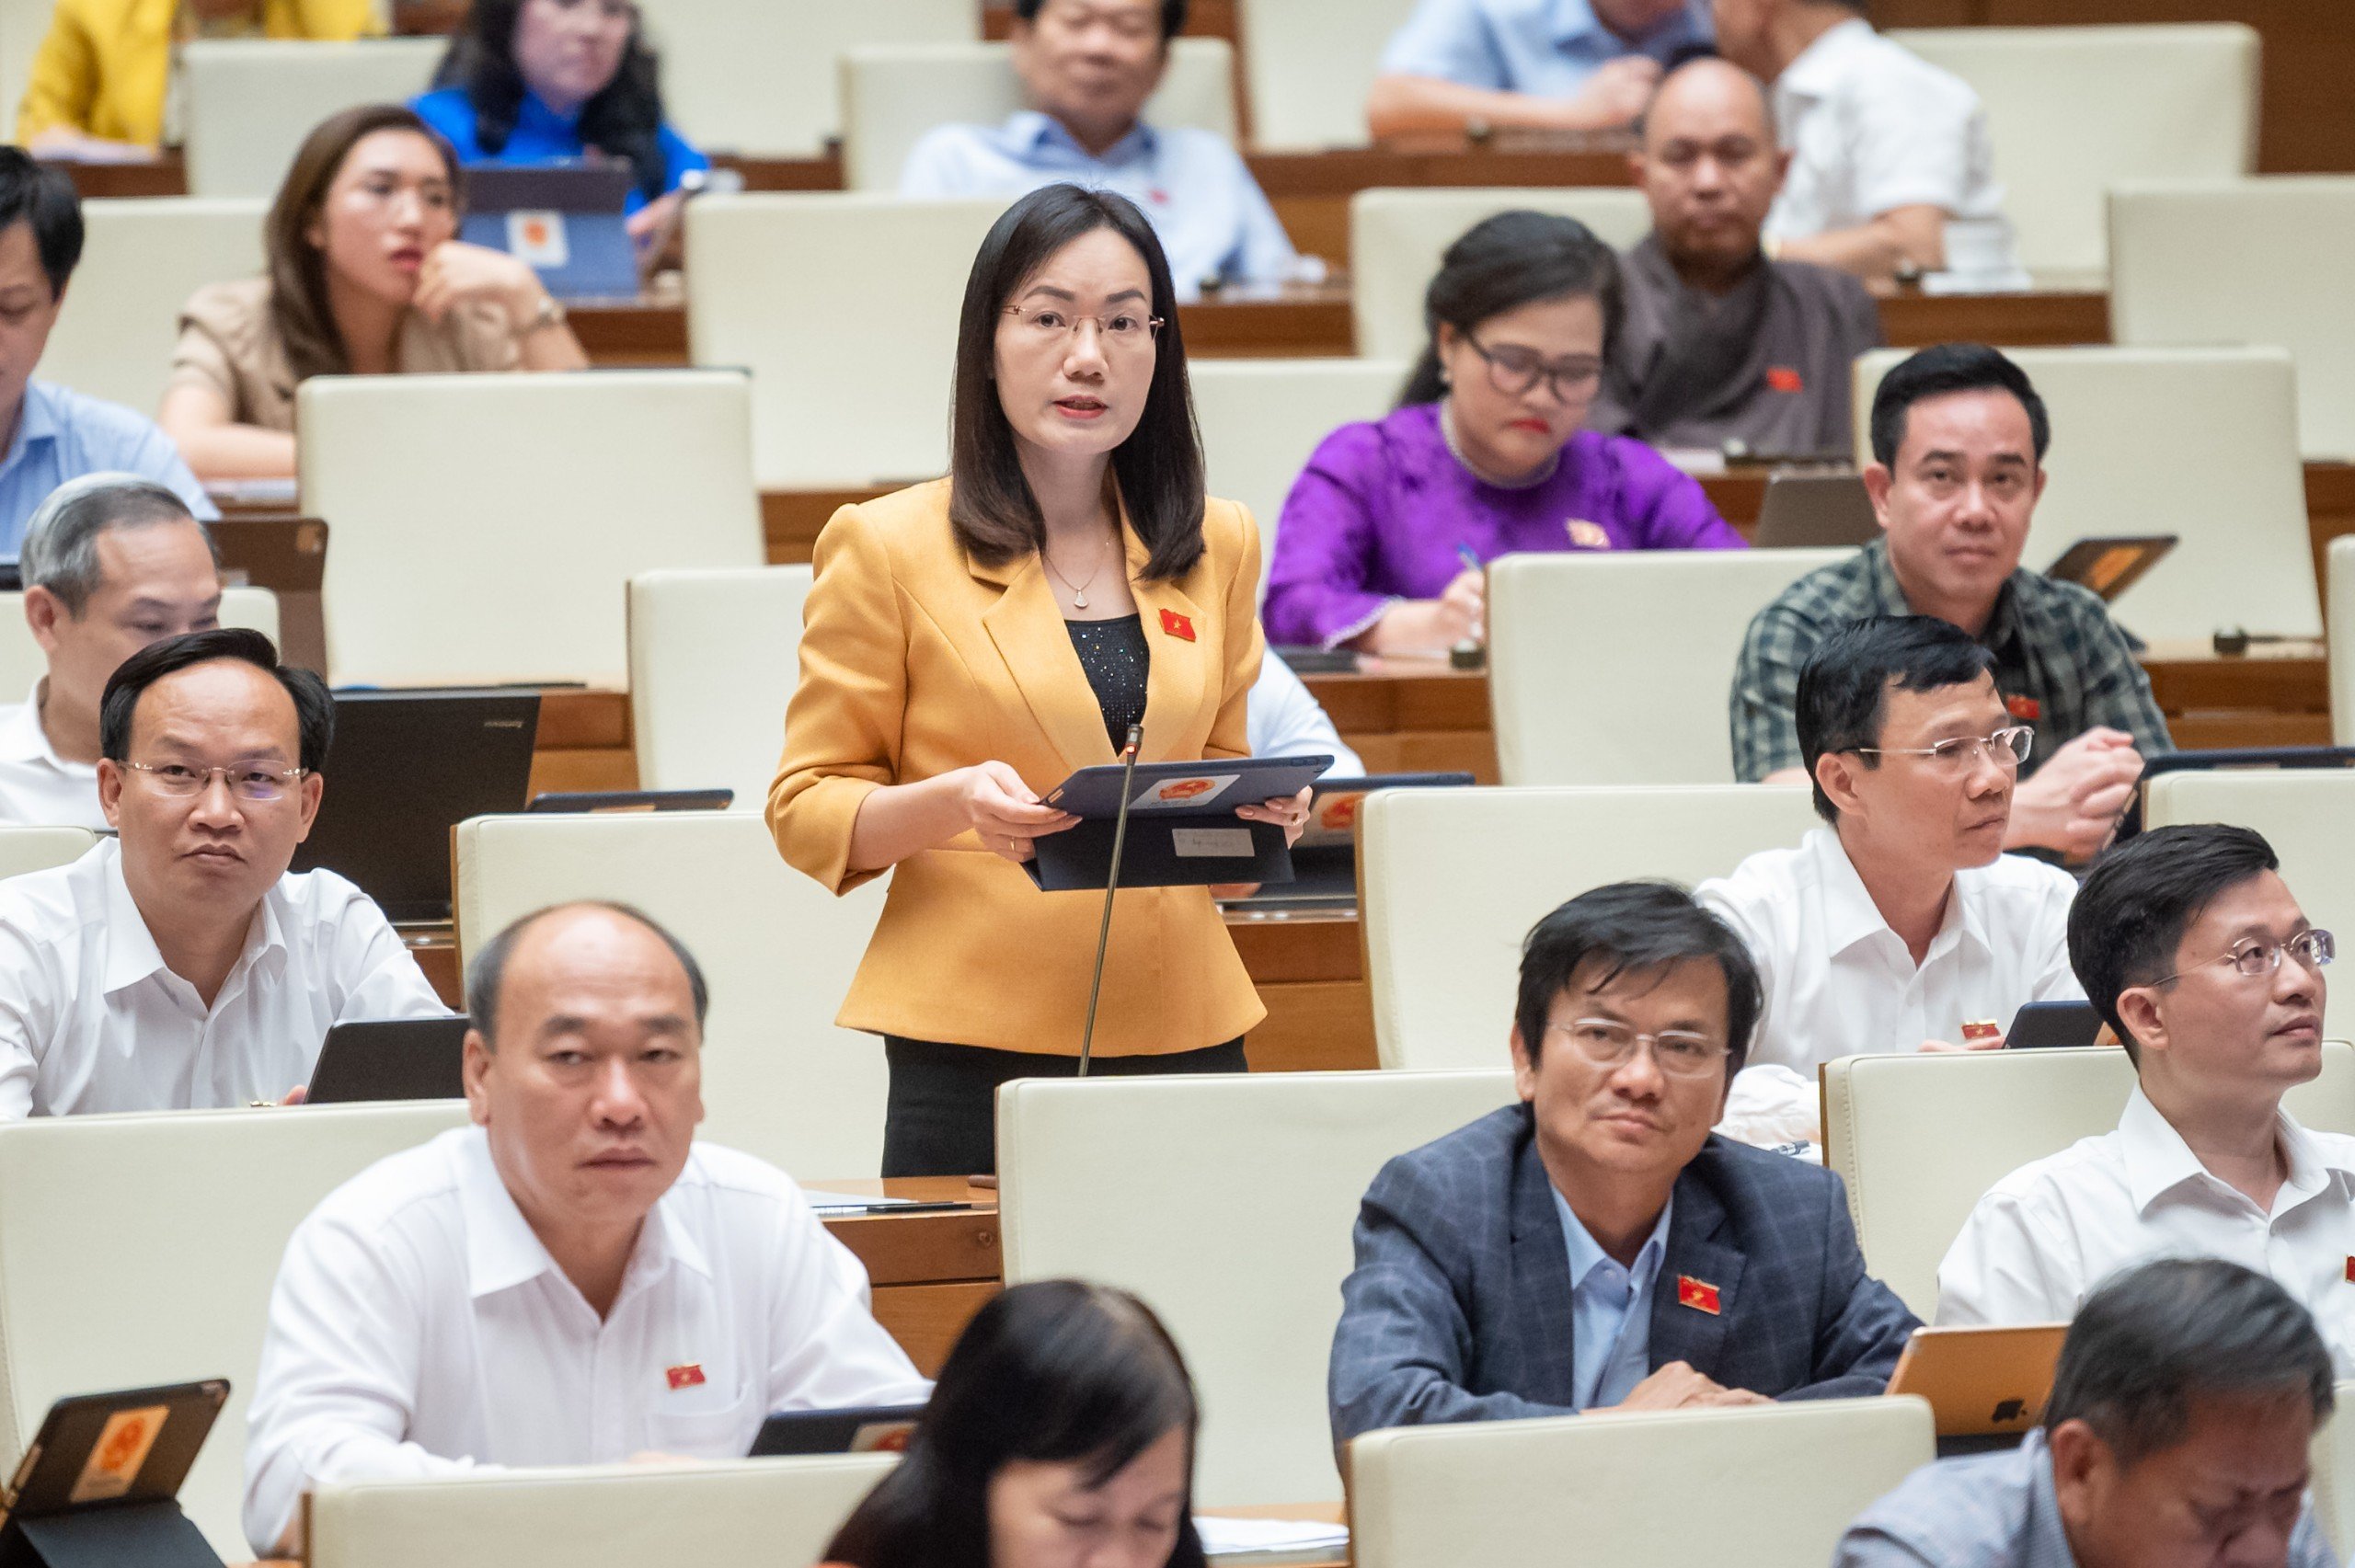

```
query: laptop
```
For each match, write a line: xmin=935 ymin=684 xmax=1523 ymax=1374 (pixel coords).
xmin=1750 ymin=473 xmax=1880 ymax=549
xmin=209 ymin=516 xmax=327 ymax=674
xmin=291 ymin=690 xmax=542 ymax=923
xmin=305 ymin=1017 xmax=469 ymax=1104
xmin=0 ymin=1379 xmax=230 ymax=1565
xmin=460 ymin=163 xmax=638 ymax=301
xmin=748 ymin=1402 xmax=926 ymax=1459
xmin=1238 ymin=772 xmax=1477 ymax=910
xmin=1887 ymin=1322 xmax=2067 ymax=1437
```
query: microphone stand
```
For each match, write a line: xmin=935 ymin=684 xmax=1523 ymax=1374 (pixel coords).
xmin=1077 ymin=723 xmax=1143 ymax=1077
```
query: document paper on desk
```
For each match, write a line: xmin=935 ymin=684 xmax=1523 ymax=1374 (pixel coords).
xmin=1193 ymin=1516 xmax=1350 ymax=1559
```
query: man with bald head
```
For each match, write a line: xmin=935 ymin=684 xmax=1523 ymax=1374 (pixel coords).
xmin=1591 ymin=56 xmax=1879 ymax=459
xmin=244 ymin=902 xmax=929 ymax=1557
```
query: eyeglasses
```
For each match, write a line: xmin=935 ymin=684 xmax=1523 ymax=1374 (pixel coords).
xmin=1852 ymin=726 xmax=2035 ymax=774
xmin=1546 ymin=1018 xmax=1730 ymax=1079
xmin=1001 ymin=304 xmax=1164 ymax=352
xmin=1462 ymin=331 xmax=1604 ymax=403
xmin=121 ymin=760 xmax=308 ymax=803
xmin=2150 ymin=929 xmax=2335 ymax=987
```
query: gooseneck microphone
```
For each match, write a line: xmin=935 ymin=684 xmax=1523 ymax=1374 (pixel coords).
xmin=1076 ymin=722 xmax=1144 ymax=1077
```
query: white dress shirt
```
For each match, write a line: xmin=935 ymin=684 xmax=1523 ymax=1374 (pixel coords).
xmin=244 ymin=1127 xmax=932 ymax=1554
xmin=1696 ymin=827 xmax=2082 ymax=1145
xmin=0 ymin=682 xmax=104 ymax=829
xmin=0 ymin=839 xmax=447 ymax=1116
xmin=1247 ymin=654 xmax=1364 ymax=777
xmin=1937 ymin=1086 xmax=2355 ymax=1376
xmin=1763 ymin=18 xmax=2024 ymax=282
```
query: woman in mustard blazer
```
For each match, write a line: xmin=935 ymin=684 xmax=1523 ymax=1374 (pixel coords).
xmin=768 ymin=184 xmax=1307 ymax=1178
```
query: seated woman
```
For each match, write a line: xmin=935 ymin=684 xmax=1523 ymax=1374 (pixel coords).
xmin=823 ymin=1279 xmax=1206 ymax=1568
xmin=1263 ymin=211 xmax=1743 ymax=654
xmin=412 ymin=0 xmax=708 ymax=250
xmin=15 ymin=0 xmax=377 ymax=162
xmin=159 ymin=103 xmax=589 ymax=481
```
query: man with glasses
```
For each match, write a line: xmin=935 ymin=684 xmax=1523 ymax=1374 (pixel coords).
xmin=1937 ymin=825 xmax=2353 ymax=1371
xmin=1328 ymin=879 xmax=1916 ymax=1442
xmin=1698 ymin=614 xmax=2084 ymax=1147
xmin=0 ymin=627 xmax=445 ymax=1116
xmin=1731 ymin=343 xmax=2171 ymax=860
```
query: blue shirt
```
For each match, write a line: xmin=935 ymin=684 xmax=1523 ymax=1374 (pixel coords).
xmin=1379 ymin=0 xmax=1713 ymax=95
xmin=0 ymin=381 xmax=216 ymax=559
xmin=1551 ymin=1187 xmax=1671 ymax=1411
xmin=409 ymin=86 xmax=710 ymax=214
xmin=899 ymin=112 xmax=1296 ymax=301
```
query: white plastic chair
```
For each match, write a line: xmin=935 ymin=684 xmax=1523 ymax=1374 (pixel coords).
xmin=2312 ymin=1383 xmax=2355 ymax=1560
xmin=0 ymin=586 xmax=279 ymax=699
xmin=1235 ymin=0 xmax=1426 ymax=152
xmin=181 ymin=38 xmax=446 ymax=197
xmin=0 ymin=824 xmax=96 ymax=880
xmin=626 ymin=566 xmax=810 ymax=807
xmin=39 ymin=198 xmax=266 ymax=415
xmin=2331 ymin=537 xmax=2355 ymax=747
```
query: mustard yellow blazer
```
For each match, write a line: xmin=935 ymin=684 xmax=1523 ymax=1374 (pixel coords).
xmin=15 ymin=0 xmax=380 ymax=148
xmin=768 ymin=478 xmax=1269 ymax=1059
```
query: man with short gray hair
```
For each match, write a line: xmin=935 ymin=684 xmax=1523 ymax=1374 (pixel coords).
xmin=0 ymin=474 xmax=221 ymax=826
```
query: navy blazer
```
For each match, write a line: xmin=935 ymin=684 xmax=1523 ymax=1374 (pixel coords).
xmin=1329 ymin=1104 xmax=1918 ymax=1443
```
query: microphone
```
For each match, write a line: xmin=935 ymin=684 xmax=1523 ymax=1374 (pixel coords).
xmin=1077 ymin=722 xmax=1144 ymax=1077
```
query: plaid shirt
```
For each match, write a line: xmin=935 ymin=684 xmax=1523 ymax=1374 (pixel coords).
xmin=1729 ymin=540 xmax=2174 ymax=781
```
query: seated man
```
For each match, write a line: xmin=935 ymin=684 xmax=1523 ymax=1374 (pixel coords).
xmin=1711 ymin=0 xmax=2019 ymax=284
xmin=1366 ymin=0 xmax=1710 ymax=139
xmin=244 ymin=901 xmax=932 ymax=1556
xmin=1732 ymin=344 xmax=2170 ymax=860
xmin=1327 ymin=880 xmax=1915 ymax=1442
xmin=0 ymin=627 xmax=445 ymax=1115
xmin=1698 ymin=615 xmax=2081 ymax=1145
xmin=1937 ymin=825 xmax=2352 ymax=1372
xmin=1839 ymin=1257 xmax=2337 ymax=1568
xmin=900 ymin=0 xmax=1296 ymax=299
xmin=1589 ymin=56 xmax=1881 ymax=459
xmin=0 ymin=151 xmax=214 ymax=552
xmin=1 ymin=475 xmax=221 ymax=827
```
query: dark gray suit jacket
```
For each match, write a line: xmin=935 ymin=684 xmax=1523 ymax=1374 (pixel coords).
xmin=1328 ymin=1104 xmax=1918 ymax=1443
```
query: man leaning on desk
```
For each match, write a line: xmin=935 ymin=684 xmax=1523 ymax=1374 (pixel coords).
xmin=1327 ymin=881 xmax=1916 ymax=1443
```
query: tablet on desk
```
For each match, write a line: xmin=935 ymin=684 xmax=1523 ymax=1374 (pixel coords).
xmin=2005 ymin=1001 xmax=2105 ymax=1049
xmin=305 ymin=1018 xmax=469 ymax=1104
xmin=1888 ymin=1323 xmax=2067 ymax=1436
xmin=748 ymin=1403 xmax=927 ymax=1459
xmin=0 ymin=1379 xmax=229 ymax=1565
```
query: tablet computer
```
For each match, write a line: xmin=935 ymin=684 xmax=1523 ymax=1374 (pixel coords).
xmin=2006 ymin=1001 xmax=2105 ymax=1050
xmin=1887 ymin=1323 xmax=2067 ymax=1436
xmin=304 ymin=1018 xmax=469 ymax=1104
xmin=1042 ymin=755 xmax=1333 ymax=819
xmin=1 ymin=1380 xmax=228 ymax=1522
xmin=2043 ymin=535 xmax=2177 ymax=602
xmin=747 ymin=1402 xmax=926 ymax=1459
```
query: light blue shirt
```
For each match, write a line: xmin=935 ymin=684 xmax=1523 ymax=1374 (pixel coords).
xmin=1552 ymin=1187 xmax=1672 ymax=1411
xmin=899 ymin=112 xmax=1296 ymax=300
xmin=1379 ymin=0 xmax=1714 ymax=96
xmin=0 ymin=381 xmax=216 ymax=559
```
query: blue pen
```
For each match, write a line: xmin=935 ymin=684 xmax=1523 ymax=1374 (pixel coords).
xmin=1454 ymin=544 xmax=1482 ymax=574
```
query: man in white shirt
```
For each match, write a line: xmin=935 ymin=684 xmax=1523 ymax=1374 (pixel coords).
xmin=0 ymin=474 xmax=222 ymax=829
xmin=244 ymin=902 xmax=930 ymax=1556
xmin=1698 ymin=614 xmax=2081 ymax=1145
xmin=0 ymin=626 xmax=445 ymax=1116
xmin=1709 ymin=0 xmax=2019 ymax=284
xmin=1937 ymin=824 xmax=2353 ymax=1374
xmin=1246 ymin=652 xmax=1362 ymax=776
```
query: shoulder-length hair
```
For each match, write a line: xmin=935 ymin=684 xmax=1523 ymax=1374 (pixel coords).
xmin=266 ymin=104 xmax=461 ymax=385
xmin=824 ymin=1280 xmax=1208 ymax=1568
xmin=431 ymin=0 xmax=671 ymax=205
xmin=1397 ymin=209 xmax=1624 ymax=407
xmin=948 ymin=184 xmax=1206 ymax=583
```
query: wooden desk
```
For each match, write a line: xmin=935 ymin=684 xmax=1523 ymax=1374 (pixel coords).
xmin=812 ymin=1178 xmax=1001 ymax=1375
xmin=1250 ymin=136 xmax=1634 ymax=266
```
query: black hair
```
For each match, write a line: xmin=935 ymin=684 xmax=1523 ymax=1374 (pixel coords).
xmin=948 ymin=183 xmax=1205 ymax=582
xmin=432 ymin=0 xmax=672 ymax=204
xmin=1012 ymin=0 xmax=1190 ymax=41
xmin=1397 ymin=210 xmax=1623 ymax=407
xmin=0 ymin=145 xmax=85 ymax=295
xmin=2068 ymin=824 xmax=2281 ymax=1064
xmin=99 ymin=628 xmax=333 ymax=775
xmin=1867 ymin=342 xmax=2051 ymax=469
xmin=2045 ymin=1257 xmax=2333 ymax=1468
xmin=1515 ymin=882 xmax=1763 ymax=1078
xmin=465 ymin=900 xmax=711 ymax=1047
xmin=1795 ymin=615 xmax=1999 ymax=823
xmin=825 ymin=1280 xmax=1206 ymax=1568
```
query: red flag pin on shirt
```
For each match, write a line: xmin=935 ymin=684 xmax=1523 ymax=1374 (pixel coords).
xmin=665 ymin=1363 xmax=706 ymax=1391
xmin=1158 ymin=609 xmax=1196 ymax=642
xmin=2344 ymin=1256 xmax=2354 ymax=1284
xmin=2005 ymin=693 xmax=2041 ymax=722
xmin=1765 ymin=366 xmax=1805 ymax=394
xmin=1676 ymin=1276 xmax=1721 ymax=1315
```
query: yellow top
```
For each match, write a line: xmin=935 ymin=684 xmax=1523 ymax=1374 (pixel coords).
xmin=16 ymin=0 xmax=383 ymax=148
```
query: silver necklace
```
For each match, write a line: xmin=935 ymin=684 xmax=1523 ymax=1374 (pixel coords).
xmin=1042 ymin=534 xmax=1110 ymax=610
xmin=1440 ymin=401 xmax=1561 ymax=490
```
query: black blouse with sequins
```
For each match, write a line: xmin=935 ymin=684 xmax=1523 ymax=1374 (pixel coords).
xmin=1065 ymin=614 xmax=1150 ymax=752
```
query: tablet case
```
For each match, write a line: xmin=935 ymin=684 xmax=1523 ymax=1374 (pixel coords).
xmin=459 ymin=164 xmax=638 ymax=301
xmin=304 ymin=1017 xmax=469 ymax=1104
xmin=0 ymin=1380 xmax=229 ymax=1568
xmin=1026 ymin=755 xmax=1333 ymax=892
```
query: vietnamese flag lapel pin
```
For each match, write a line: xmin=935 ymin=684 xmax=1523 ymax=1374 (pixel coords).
xmin=1677 ymin=1276 xmax=1722 ymax=1315
xmin=1158 ymin=608 xmax=1196 ymax=642
xmin=665 ymin=1363 xmax=706 ymax=1391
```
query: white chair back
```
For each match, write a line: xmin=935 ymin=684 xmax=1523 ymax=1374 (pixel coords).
xmin=2314 ymin=1385 xmax=2355 ymax=1561
xmin=297 ymin=371 xmax=759 ymax=686
xmin=0 ymin=1102 xmax=471 ymax=1559
xmin=181 ymin=38 xmax=446 ymax=197
xmin=1487 ymin=549 xmax=1851 ymax=786
xmin=684 ymin=194 xmax=1007 ymax=490
xmin=1350 ymin=188 xmax=1651 ymax=361
xmin=648 ymin=0 xmax=972 ymax=157
xmin=0 ymin=586 xmax=279 ymax=699
xmin=1350 ymin=1398 xmax=1936 ymax=1568
xmin=454 ymin=812 xmax=890 ymax=1178
xmin=1361 ymin=784 xmax=1818 ymax=1070
xmin=1888 ymin=24 xmax=2258 ymax=275
xmin=1853 ymin=346 xmax=2318 ymax=640
xmin=2333 ymin=537 xmax=2355 ymax=747
xmin=1236 ymin=0 xmax=1425 ymax=152
xmin=627 ymin=567 xmax=810 ymax=806
xmin=997 ymin=1070 xmax=1520 ymax=1505
xmin=841 ymin=39 xmax=1235 ymax=192
xmin=40 ymin=198 xmax=266 ymax=414
xmin=0 ymin=825 xmax=96 ymax=879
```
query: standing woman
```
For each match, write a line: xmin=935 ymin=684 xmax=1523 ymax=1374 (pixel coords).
xmin=768 ymin=183 xmax=1305 ymax=1179
xmin=1263 ymin=210 xmax=1743 ymax=653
